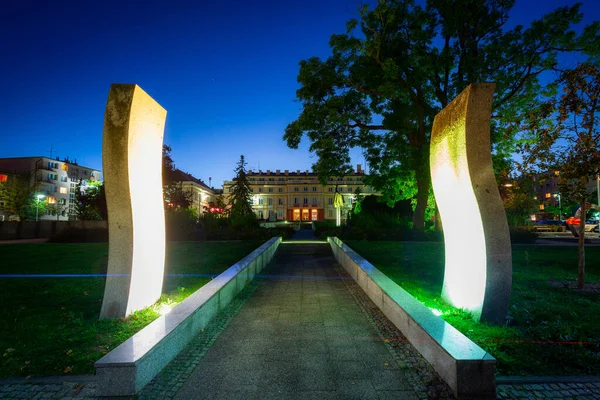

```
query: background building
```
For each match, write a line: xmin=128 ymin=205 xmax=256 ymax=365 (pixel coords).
xmin=223 ymin=164 xmax=378 ymax=222
xmin=170 ymin=169 xmax=215 ymax=215
xmin=0 ymin=156 xmax=102 ymax=221
xmin=532 ymin=172 xmax=599 ymax=220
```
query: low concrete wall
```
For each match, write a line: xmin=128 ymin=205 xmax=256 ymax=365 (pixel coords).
xmin=328 ymin=237 xmax=496 ymax=399
xmin=0 ymin=220 xmax=107 ymax=240
xmin=94 ymin=236 xmax=282 ymax=397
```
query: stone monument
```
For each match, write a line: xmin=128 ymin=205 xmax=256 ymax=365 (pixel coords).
xmin=430 ymin=83 xmax=512 ymax=324
xmin=99 ymin=84 xmax=167 ymax=319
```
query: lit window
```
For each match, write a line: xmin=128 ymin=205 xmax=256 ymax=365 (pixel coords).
xmin=62 ymin=164 xmax=68 ymax=171
xmin=59 ymin=187 xmax=68 ymax=194
xmin=539 ymin=204 xmax=545 ymax=210
xmin=0 ymin=174 xmax=7 ymax=182
xmin=47 ymin=197 xmax=56 ymax=204
xmin=545 ymin=193 xmax=551 ymax=198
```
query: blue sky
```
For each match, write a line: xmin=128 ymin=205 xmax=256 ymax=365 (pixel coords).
xmin=1 ymin=0 xmax=598 ymax=188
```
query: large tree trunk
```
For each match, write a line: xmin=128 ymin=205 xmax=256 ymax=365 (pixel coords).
xmin=577 ymin=199 xmax=586 ymax=289
xmin=412 ymin=156 xmax=430 ymax=232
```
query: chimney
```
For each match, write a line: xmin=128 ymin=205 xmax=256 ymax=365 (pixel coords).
xmin=267 ymin=170 xmax=271 ymax=174
xmin=276 ymin=169 xmax=280 ymax=174
xmin=285 ymin=170 xmax=289 ymax=175
xmin=305 ymin=170 xmax=309 ymax=174
xmin=296 ymin=170 xmax=300 ymax=174
xmin=357 ymin=164 xmax=363 ymax=174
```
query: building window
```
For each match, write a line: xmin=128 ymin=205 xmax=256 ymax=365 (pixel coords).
xmin=312 ymin=187 xmax=317 ymax=192
xmin=278 ymin=210 xmax=283 ymax=218
xmin=303 ymin=187 xmax=307 ymax=191
xmin=328 ymin=187 xmax=333 ymax=192
xmin=59 ymin=187 xmax=68 ymax=194
xmin=61 ymin=176 xmax=68 ymax=182
xmin=258 ymin=188 xmax=262 ymax=193
xmin=258 ymin=198 xmax=264 ymax=205
xmin=278 ymin=198 xmax=283 ymax=205
xmin=294 ymin=187 xmax=299 ymax=192
xmin=278 ymin=188 xmax=283 ymax=193
xmin=545 ymin=193 xmax=551 ymax=199
xmin=312 ymin=197 xmax=317 ymax=204
xmin=268 ymin=188 xmax=273 ymax=193
xmin=539 ymin=204 xmax=545 ymax=210
xmin=328 ymin=198 xmax=333 ymax=205
xmin=258 ymin=210 xmax=263 ymax=219
xmin=228 ymin=188 xmax=233 ymax=192
xmin=268 ymin=198 xmax=273 ymax=206
xmin=62 ymin=164 xmax=68 ymax=171
xmin=348 ymin=188 xmax=352 ymax=192
xmin=303 ymin=198 xmax=308 ymax=204
xmin=327 ymin=209 xmax=333 ymax=217
xmin=294 ymin=197 xmax=299 ymax=204
xmin=58 ymin=198 xmax=66 ymax=205
xmin=47 ymin=197 xmax=56 ymax=204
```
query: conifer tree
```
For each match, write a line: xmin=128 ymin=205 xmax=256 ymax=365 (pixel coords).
xmin=229 ymin=155 xmax=254 ymax=219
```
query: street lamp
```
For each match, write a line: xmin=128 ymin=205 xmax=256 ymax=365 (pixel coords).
xmin=553 ymin=193 xmax=562 ymax=220
xmin=35 ymin=194 xmax=45 ymax=221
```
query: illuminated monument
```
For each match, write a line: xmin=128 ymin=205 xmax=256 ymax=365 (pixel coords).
xmin=430 ymin=83 xmax=512 ymax=324
xmin=99 ymin=84 xmax=167 ymax=319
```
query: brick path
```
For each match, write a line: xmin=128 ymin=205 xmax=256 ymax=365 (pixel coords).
xmin=1 ymin=238 xmax=599 ymax=399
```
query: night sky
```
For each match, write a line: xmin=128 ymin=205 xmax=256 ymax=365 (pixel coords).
xmin=1 ymin=0 xmax=598 ymax=188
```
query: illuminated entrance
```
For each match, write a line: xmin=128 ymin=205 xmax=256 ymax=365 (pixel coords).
xmin=311 ymin=209 xmax=317 ymax=221
xmin=302 ymin=209 xmax=309 ymax=221
xmin=293 ymin=209 xmax=300 ymax=221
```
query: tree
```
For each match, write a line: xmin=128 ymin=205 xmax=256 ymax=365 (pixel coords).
xmin=74 ymin=180 xmax=105 ymax=220
xmin=519 ymin=62 xmax=600 ymax=288
xmin=502 ymin=178 xmax=538 ymax=226
xmin=0 ymin=172 xmax=41 ymax=220
xmin=352 ymin=186 xmax=364 ymax=215
xmin=229 ymin=155 xmax=254 ymax=220
xmin=284 ymin=0 xmax=598 ymax=231
xmin=162 ymin=144 xmax=193 ymax=210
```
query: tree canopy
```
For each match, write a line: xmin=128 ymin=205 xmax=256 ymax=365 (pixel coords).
xmin=0 ymin=172 xmax=41 ymax=220
xmin=284 ymin=0 xmax=599 ymax=231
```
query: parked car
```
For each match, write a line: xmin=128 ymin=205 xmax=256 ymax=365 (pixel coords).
xmin=565 ymin=217 xmax=599 ymax=237
xmin=534 ymin=220 xmax=567 ymax=232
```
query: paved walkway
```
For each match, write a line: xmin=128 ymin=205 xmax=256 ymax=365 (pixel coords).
xmin=166 ymin=243 xmax=450 ymax=399
xmin=1 ymin=240 xmax=600 ymax=399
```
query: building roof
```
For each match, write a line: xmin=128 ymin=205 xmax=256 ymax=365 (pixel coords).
xmin=0 ymin=156 xmax=101 ymax=172
xmin=170 ymin=168 xmax=213 ymax=192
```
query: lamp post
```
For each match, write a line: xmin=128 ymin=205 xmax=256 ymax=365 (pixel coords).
xmin=553 ymin=193 xmax=562 ymax=220
xmin=35 ymin=194 xmax=45 ymax=221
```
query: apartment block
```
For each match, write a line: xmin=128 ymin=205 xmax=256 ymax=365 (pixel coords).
xmin=0 ymin=156 xmax=102 ymax=221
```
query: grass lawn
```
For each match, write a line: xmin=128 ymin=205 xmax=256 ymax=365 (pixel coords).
xmin=346 ymin=241 xmax=600 ymax=376
xmin=0 ymin=241 xmax=263 ymax=378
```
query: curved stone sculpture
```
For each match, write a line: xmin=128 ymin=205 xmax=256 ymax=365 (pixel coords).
xmin=430 ymin=83 xmax=512 ymax=324
xmin=100 ymin=84 xmax=167 ymax=319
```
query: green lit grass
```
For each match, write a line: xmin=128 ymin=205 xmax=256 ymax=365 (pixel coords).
xmin=0 ymin=241 xmax=263 ymax=378
xmin=346 ymin=241 xmax=600 ymax=376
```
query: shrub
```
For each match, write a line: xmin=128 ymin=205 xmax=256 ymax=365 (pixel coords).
xmin=48 ymin=227 xmax=108 ymax=243
xmin=510 ymin=226 xmax=539 ymax=244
